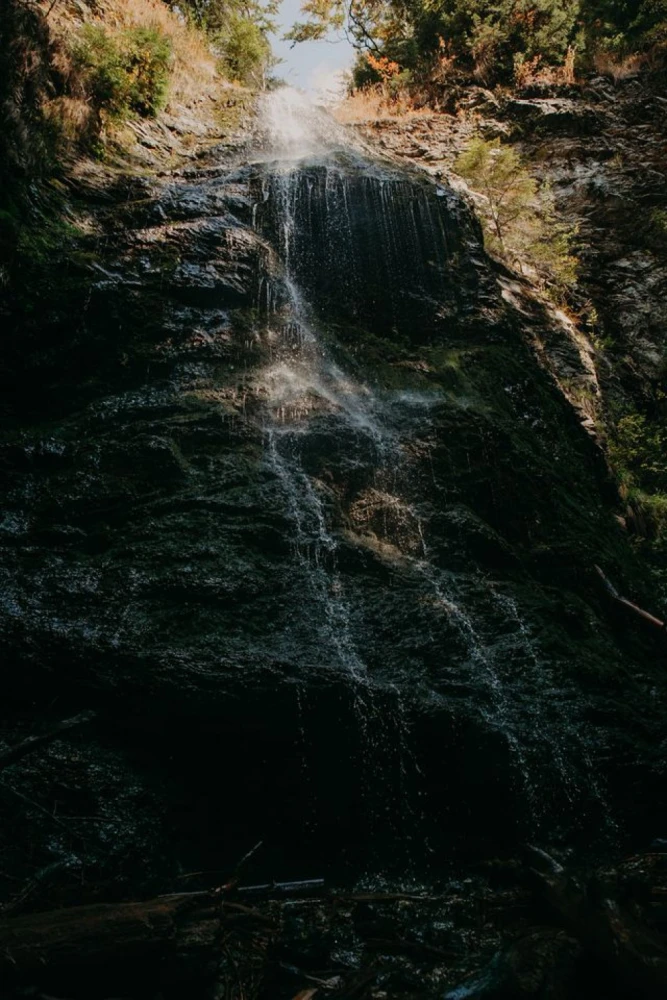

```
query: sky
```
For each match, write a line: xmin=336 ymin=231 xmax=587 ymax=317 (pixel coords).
xmin=270 ymin=0 xmax=356 ymax=97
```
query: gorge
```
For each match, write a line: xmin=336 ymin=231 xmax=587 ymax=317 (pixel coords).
xmin=1 ymin=36 xmax=667 ymax=998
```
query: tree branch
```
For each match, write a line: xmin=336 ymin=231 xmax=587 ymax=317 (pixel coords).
xmin=594 ymin=565 xmax=665 ymax=632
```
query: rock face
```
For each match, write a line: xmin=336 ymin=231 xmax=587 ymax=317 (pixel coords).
xmin=1 ymin=88 xmax=666 ymax=909
xmin=353 ymin=76 xmax=667 ymax=576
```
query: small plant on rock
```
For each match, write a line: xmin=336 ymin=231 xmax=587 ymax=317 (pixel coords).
xmin=455 ymin=137 xmax=578 ymax=299
xmin=455 ymin=137 xmax=537 ymax=254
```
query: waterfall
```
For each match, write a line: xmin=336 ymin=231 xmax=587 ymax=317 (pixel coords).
xmin=248 ymin=92 xmax=429 ymax=859
xmin=253 ymin=91 xmax=391 ymax=681
xmin=242 ymin=88 xmax=614 ymax=855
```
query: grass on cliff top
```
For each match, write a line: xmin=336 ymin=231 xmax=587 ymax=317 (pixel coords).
xmin=334 ymin=84 xmax=430 ymax=123
xmin=37 ymin=0 xmax=223 ymax=157
xmin=47 ymin=0 xmax=218 ymax=104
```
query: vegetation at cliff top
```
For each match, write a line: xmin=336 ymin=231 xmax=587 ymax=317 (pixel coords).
xmin=0 ymin=0 xmax=276 ymax=182
xmin=72 ymin=23 xmax=173 ymax=121
xmin=287 ymin=0 xmax=667 ymax=88
xmin=165 ymin=0 xmax=279 ymax=86
xmin=66 ymin=0 xmax=278 ymax=121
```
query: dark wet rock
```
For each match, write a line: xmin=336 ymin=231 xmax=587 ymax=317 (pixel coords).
xmin=444 ymin=929 xmax=582 ymax=999
xmin=1 ymin=89 xmax=667 ymax=946
xmin=253 ymin=165 xmax=488 ymax=343
xmin=505 ymin=99 xmax=600 ymax=136
xmin=428 ymin=505 xmax=519 ymax=571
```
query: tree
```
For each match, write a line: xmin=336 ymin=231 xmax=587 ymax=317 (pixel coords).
xmin=455 ymin=137 xmax=578 ymax=296
xmin=455 ymin=137 xmax=537 ymax=253
xmin=581 ymin=0 xmax=667 ymax=49
xmin=286 ymin=0 xmax=582 ymax=81
xmin=286 ymin=0 xmax=665 ymax=87
xmin=217 ymin=12 xmax=273 ymax=84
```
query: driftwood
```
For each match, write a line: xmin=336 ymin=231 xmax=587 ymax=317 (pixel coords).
xmin=527 ymin=846 xmax=667 ymax=999
xmin=0 ymin=710 xmax=96 ymax=773
xmin=595 ymin=565 xmax=665 ymax=633
xmin=239 ymin=878 xmax=325 ymax=896
xmin=0 ymin=890 xmax=273 ymax=982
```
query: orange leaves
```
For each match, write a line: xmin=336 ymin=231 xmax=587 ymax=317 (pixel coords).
xmin=366 ymin=52 xmax=400 ymax=78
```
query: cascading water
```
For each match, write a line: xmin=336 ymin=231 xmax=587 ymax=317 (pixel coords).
xmin=249 ymin=93 xmax=422 ymax=856
xmin=244 ymin=88 xmax=615 ymax=858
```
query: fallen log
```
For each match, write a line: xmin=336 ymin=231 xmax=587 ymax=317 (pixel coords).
xmin=0 ymin=894 xmax=209 ymax=976
xmin=0 ymin=890 xmax=273 ymax=984
xmin=526 ymin=846 xmax=667 ymax=999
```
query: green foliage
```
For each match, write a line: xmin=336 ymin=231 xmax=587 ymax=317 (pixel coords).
xmin=284 ymin=0 xmax=343 ymax=43
xmin=215 ymin=13 xmax=272 ymax=84
xmin=166 ymin=0 xmax=278 ymax=85
xmin=72 ymin=24 xmax=172 ymax=121
xmin=170 ymin=0 xmax=277 ymax=34
xmin=609 ymin=412 xmax=667 ymax=490
xmin=456 ymin=137 xmax=537 ymax=250
xmin=289 ymin=0 xmax=666 ymax=86
xmin=647 ymin=208 xmax=667 ymax=246
xmin=351 ymin=52 xmax=382 ymax=87
xmin=636 ymin=491 xmax=667 ymax=535
xmin=641 ymin=0 xmax=667 ymax=44
xmin=582 ymin=0 xmax=667 ymax=50
xmin=289 ymin=0 xmax=583 ymax=80
xmin=469 ymin=0 xmax=580 ymax=79
xmin=455 ymin=137 xmax=578 ymax=296
xmin=608 ymin=409 xmax=667 ymax=540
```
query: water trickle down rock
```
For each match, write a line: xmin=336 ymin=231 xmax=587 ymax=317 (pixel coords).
xmin=238 ymin=91 xmax=626 ymax=860
xmin=1 ymin=89 xmax=661 ymax=883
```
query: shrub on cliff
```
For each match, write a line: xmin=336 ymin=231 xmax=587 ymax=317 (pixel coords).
xmin=455 ymin=138 xmax=537 ymax=254
xmin=214 ymin=14 xmax=272 ymax=85
xmin=583 ymin=0 xmax=667 ymax=52
xmin=72 ymin=23 xmax=172 ymax=121
xmin=608 ymin=409 xmax=667 ymax=544
xmin=455 ymin=137 xmax=578 ymax=297
xmin=164 ymin=0 xmax=278 ymax=86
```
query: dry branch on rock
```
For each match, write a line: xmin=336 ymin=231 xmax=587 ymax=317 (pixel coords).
xmin=595 ymin=565 xmax=666 ymax=634
xmin=0 ymin=711 xmax=96 ymax=773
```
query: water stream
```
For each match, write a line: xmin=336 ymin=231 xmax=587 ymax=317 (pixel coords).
xmin=243 ymin=88 xmax=613 ymax=854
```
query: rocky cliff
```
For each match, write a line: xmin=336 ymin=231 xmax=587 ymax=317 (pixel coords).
xmin=1 ymin=18 xmax=667 ymax=998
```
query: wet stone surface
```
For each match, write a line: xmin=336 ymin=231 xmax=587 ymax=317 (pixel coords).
xmin=0 ymin=92 xmax=666 ymax=974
